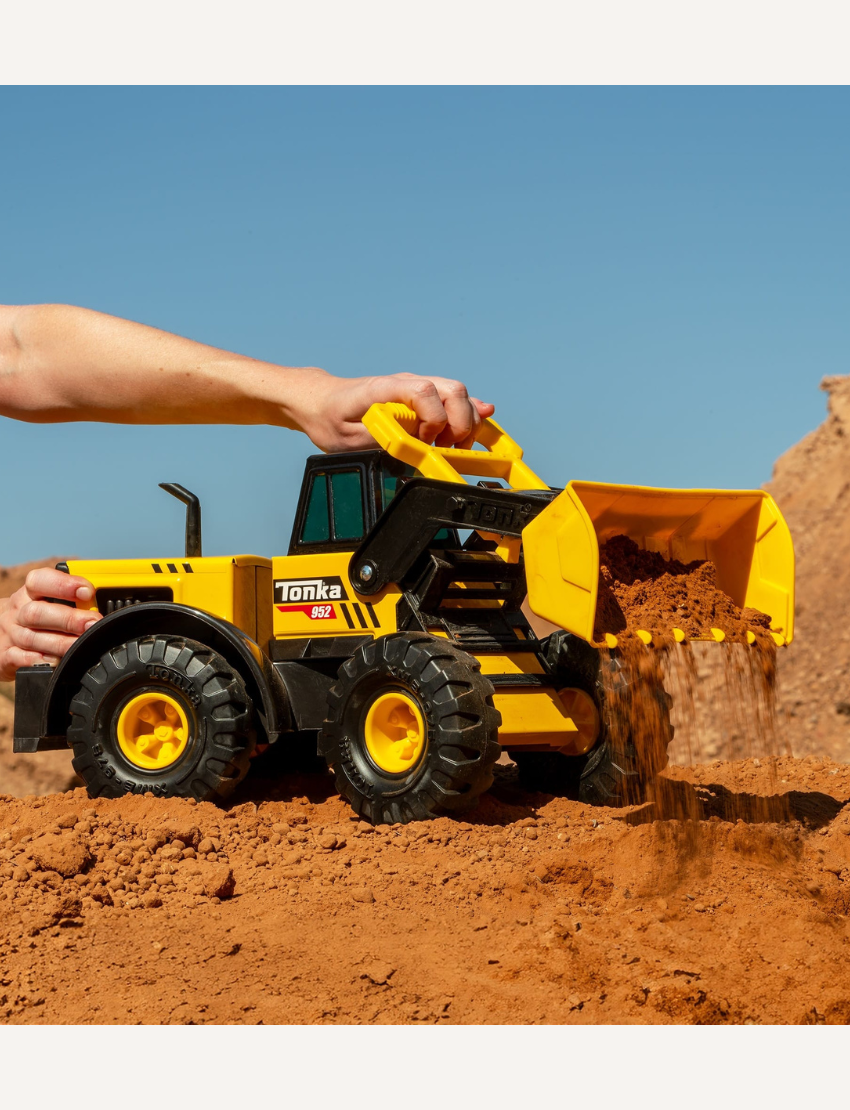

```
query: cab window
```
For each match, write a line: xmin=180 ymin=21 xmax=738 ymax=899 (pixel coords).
xmin=299 ymin=467 xmax=366 ymax=546
xmin=330 ymin=470 xmax=365 ymax=541
xmin=301 ymin=473 xmax=330 ymax=543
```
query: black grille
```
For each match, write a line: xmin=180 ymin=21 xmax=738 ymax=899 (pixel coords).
xmin=96 ymin=587 xmax=173 ymax=615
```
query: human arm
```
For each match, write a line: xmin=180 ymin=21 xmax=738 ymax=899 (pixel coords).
xmin=0 ymin=304 xmax=495 ymax=451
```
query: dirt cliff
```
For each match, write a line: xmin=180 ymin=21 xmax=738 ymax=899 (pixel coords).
xmin=768 ymin=376 xmax=850 ymax=761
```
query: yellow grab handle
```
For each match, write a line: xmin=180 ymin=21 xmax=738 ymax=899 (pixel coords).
xmin=361 ymin=402 xmax=549 ymax=491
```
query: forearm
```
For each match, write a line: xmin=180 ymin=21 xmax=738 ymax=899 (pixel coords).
xmin=0 ymin=302 xmax=495 ymax=453
xmin=0 ymin=303 xmax=319 ymax=428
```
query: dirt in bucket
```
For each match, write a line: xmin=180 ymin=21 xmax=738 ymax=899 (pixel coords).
xmin=593 ymin=535 xmax=772 ymax=643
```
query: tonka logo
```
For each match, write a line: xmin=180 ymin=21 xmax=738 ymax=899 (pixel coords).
xmin=274 ymin=575 xmax=348 ymax=604
xmin=465 ymin=500 xmax=522 ymax=531
xmin=145 ymin=664 xmax=201 ymax=707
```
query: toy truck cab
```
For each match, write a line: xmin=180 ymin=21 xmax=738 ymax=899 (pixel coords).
xmin=274 ymin=448 xmax=462 ymax=642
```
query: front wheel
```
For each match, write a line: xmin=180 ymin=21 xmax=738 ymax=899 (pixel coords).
xmin=68 ymin=635 xmax=256 ymax=801
xmin=320 ymin=633 xmax=501 ymax=825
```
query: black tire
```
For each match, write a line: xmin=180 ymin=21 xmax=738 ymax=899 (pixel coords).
xmin=67 ymin=635 xmax=256 ymax=802
xmin=319 ymin=633 xmax=501 ymax=825
xmin=512 ymin=631 xmax=673 ymax=807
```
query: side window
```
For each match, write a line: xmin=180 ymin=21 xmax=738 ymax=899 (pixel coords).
xmin=330 ymin=470 xmax=365 ymax=541
xmin=301 ymin=473 xmax=330 ymax=543
xmin=380 ymin=462 xmax=415 ymax=511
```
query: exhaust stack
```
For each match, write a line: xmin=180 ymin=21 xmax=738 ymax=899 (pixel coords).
xmin=159 ymin=483 xmax=202 ymax=559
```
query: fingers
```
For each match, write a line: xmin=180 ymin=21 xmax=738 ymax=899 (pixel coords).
xmin=303 ymin=372 xmax=496 ymax=453
xmin=369 ymin=373 xmax=494 ymax=447
xmin=17 ymin=598 xmax=101 ymax=637
xmin=0 ymin=645 xmax=49 ymax=683
xmin=9 ymin=623 xmax=83 ymax=659
xmin=450 ymin=397 xmax=498 ymax=449
xmin=25 ymin=567 xmax=95 ymax=605
xmin=435 ymin=380 xmax=477 ymax=449
xmin=10 ymin=590 xmax=100 ymax=657
xmin=470 ymin=397 xmax=496 ymax=419
xmin=0 ymin=571 xmax=101 ymax=681
xmin=369 ymin=375 xmax=448 ymax=445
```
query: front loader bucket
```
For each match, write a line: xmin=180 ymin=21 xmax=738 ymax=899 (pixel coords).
xmin=522 ymin=482 xmax=795 ymax=645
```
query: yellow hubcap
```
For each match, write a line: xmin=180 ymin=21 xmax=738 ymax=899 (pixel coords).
xmin=116 ymin=691 xmax=190 ymax=771
xmin=557 ymin=687 xmax=601 ymax=755
xmin=364 ymin=691 xmax=426 ymax=775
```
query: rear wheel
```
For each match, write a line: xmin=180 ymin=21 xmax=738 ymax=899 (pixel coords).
xmin=68 ymin=635 xmax=256 ymax=801
xmin=512 ymin=631 xmax=673 ymax=807
xmin=319 ymin=633 xmax=501 ymax=825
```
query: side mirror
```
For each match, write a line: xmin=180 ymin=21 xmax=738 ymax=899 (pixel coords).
xmin=159 ymin=483 xmax=202 ymax=559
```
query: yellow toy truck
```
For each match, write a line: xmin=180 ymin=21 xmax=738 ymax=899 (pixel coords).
xmin=13 ymin=404 xmax=795 ymax=824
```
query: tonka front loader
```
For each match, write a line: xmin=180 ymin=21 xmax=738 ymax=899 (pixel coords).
xmin=13 ymin=403 xmax=795 ymax=824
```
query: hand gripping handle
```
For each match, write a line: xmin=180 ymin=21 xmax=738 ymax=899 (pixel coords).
xmin=360 ymin=402 xmax=548 ymax=491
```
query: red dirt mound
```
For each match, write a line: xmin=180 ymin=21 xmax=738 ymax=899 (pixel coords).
xmin=1 ymin=758 xmax=849 ymax=1025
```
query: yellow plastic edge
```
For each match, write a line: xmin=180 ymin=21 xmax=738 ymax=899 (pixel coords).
xmin=361 ymin=402 xmax=549 ymax=491
xmin=522 ymin=483 xmax=600 ymax=644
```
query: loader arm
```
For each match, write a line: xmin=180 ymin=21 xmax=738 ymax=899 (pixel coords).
xmin=360 ymin=403 xmax=797 ymax=647
xmin=350 ymin=479 xmax=555 ymax=595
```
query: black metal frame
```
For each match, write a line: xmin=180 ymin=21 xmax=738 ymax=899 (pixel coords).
xmin=349 ymin=477 xmax=555 ymax=594
xmin=346 ymin=478 xmax=558 ymax=653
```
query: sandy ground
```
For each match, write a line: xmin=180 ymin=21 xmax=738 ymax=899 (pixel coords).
xmin=2 ymin=753 xmax=850 ymax=1025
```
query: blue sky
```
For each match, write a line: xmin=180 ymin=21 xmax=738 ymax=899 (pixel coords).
xmin=1 ymin=87 xmax=847 ymax=564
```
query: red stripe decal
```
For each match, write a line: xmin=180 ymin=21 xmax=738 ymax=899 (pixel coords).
xmin=276 ymin=603 xmax=337 ymax=620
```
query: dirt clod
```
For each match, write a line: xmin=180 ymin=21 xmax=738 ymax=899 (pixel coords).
xmin=26 ymin=834 xmax=91 ymax=878
xmin=361 ymin=962 xmax=395 ymax=985
xmin=200 ymin=864 xmax=235 ymax=900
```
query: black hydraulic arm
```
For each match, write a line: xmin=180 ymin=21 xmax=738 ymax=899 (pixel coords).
xmin=349 ymin=478 xmax=555 ymax=595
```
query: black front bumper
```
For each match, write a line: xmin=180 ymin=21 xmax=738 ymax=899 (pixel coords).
xmin=12 ymin=666 xmax=67 ymax=752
